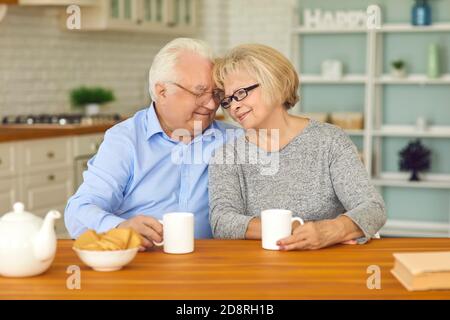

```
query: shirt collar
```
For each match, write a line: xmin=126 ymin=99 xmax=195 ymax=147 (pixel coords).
xmin=146 ymin=102 xmax=219 ymax=141
xmin=145 ymin=102 xmax=165 ymax=140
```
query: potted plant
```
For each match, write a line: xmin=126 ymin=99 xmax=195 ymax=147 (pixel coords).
xmin=391 ymin=60 xmax=407 ymax=78
xmin=399 ymin=139 xmax=431 ymax=181
xmin=70 ymin=86 xmax=115 ymax=116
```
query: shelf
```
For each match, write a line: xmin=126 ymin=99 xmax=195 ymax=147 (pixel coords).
xmin=19 ymin=0 xmax=98 ymax=5
xmin=372 ymin=178 xmax=450 ymax=189
xmin=372 ymin=172 xmax=450 ymax=189
xmin=373 ymin=125 xmax=450 ymax=138
xmin=378 ymin=22 xmax=450 ymax=33
xmin=376 ymin=74 xmax=450 ymax=85
xmin=300 ymin=74 xmax=367 ymax=84
xmin=292 ymin=27 xmax=367 ymax=34
xmin=381 ymin=219 xmax=450 ymax=237
xmin=345 ymin=129 xmax=364 ymax=136
xmin=292 ymin=23 xmax=450 ymax=34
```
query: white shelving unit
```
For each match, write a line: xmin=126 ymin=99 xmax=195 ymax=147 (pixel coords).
xmin=376 ymin=74 xmax=450 ymax=84
xmin=292 ymin=22 xmax=450 ymax=34
xmin=372 ymin=179 xmax=450 ymax=189
xmin=373 ymin=125 xmax=450 ymax=138
xmin=372 ymin=172 xmax=450 ymax=189
xmin=345 ymin=129 xmax=364 ymax=136
xmin=290 ymin=4 xmax=450 ymax=237
xmin=292 ymin=26 xmax=367 ymax=34
xmin=300 ymin=74 xmax=367 ymax=84
xmin=379 ymin=22 xmax=450 ymax=33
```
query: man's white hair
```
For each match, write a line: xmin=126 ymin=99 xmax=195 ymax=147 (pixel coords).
xmin=148 ymin=38 xmax=214 ymax=101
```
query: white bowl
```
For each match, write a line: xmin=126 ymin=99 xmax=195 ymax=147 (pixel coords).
xmin=73 ymin=247 xmax=139 ymax=272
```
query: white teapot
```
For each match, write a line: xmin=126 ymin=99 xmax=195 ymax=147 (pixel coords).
xmin=0 ymin=202 xmax=61 ymax=277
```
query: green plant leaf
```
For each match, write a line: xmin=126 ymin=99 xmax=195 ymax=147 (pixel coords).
xmin=70 ymin=86 xmax=116 ymax=108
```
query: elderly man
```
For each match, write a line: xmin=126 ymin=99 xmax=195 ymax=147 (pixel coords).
xmin=65 ymin=38 xmax=235 ymax=250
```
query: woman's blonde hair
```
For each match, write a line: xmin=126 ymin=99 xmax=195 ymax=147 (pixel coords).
xmin=213 ymin=44 xmax=299 ymax=109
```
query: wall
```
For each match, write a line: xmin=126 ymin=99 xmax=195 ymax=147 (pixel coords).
xmin=0 ymin=0 xmax=296 ymax=118
xmin=0 ymin=0 xmax=233 ymax=117
xmin=226 ymin=0 xmax=293 ymax=57
xmin=0 ymin=6 xmax=172 ymax=117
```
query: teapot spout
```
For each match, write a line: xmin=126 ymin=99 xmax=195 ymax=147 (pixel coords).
xmin=33 ymin=210 xmax=61 ymax=261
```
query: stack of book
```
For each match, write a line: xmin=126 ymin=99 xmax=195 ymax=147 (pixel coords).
xmin=391 ymin=252 xmax=450 ymax=291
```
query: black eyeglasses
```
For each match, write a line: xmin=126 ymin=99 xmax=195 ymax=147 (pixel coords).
xmin=167 ymin=82 xmax=222 ymax=107
xmin=219 ymin=84 xmax=260 ymax=109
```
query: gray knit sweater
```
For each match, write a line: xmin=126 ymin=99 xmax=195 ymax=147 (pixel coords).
xmin=208 ymin=119 xmax=386 ymax=244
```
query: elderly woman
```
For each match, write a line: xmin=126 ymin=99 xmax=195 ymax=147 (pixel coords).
xmin=208 ymin=44 xmax=386 ymax=250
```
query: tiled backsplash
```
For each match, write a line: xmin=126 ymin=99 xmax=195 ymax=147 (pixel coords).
xmin=0 ymin=0 xmax=291 ymax=118
xmin=0 ymin=6 xmax=174 ymax=117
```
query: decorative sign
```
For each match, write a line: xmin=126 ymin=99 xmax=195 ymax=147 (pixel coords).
xmin=303 ymin=6 xmax=381 ymax=29
xmin=367 ymin=5 xmax=382 ymax=30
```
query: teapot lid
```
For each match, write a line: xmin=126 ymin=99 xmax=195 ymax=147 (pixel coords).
xmin=0 ymin=202 xmax=39 ymax=223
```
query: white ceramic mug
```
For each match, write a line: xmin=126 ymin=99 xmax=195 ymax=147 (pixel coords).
xmin=261 ymin=209 xmax=304 ymax=250
xmin=154 ymin=212 xmax=194 ymax=254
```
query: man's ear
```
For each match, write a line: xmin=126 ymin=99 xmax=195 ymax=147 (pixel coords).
xmin=155 ymin=82 xmax=167 ymax=99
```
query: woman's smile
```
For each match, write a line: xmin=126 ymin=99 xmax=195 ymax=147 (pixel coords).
xmin=237 ymin=110 xmax=251 ymax=122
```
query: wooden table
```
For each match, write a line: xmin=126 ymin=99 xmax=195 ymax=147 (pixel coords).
xmin=1 ymin=239 xmax=450 ymax=300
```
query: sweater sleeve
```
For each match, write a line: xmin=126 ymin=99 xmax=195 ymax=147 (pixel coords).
xmin=328 ymin=129 xmax=387 ymax=244
xmin=208 ymin=144 xmax=254 ymax=239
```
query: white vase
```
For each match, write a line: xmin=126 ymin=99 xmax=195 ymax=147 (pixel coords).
xmin=416 ymin=116 xmax=427 ymax=131
xmin=391 ymin=68 xmax=406 ymax=78
xmin=85 ymin=103 xmax=100 ymax=116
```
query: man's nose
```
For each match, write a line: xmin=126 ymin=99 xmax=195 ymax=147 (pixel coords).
xmin=204 ymin=95 xmax=218 ymax=111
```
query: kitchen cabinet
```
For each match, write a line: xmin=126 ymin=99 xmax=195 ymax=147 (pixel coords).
xmin=17 ymin=137 xmax=74 ymax=239
xmin=22 ymin=168 xmax=73 ymax=238
xmin=80 ymin=0 xmax=197 ymax=34
xmin=140 ymin=0 xmax=196 ymax=31
xmin=73 ymin=134 xmax=104 ymax=190
xmin=19 ymin=0 xmax=98 ymax=5
xmin=0 ymin=143 xmax=16 ymax=178
xmin=22 ymin=168 xmax=72 ymax=212
xmin=73 ymin=133 xmax=103 ymax=158
xmin=0 ymin=143 xmax=18 ymax=216
xmin=17 ymin=0 xmax=197 ymax=34
xmin=103 ymin=0 xmax=140 ymax=29
xmin=0 ymin=133 xmax=105 ymax=239
xmin=18 ymin=137 xmax=72 ymax=174
xmin=0 ymin=178 xmax=19 ymax=215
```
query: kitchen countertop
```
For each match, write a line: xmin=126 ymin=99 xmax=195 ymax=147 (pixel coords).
xmin=1 ymin=238 xmax=450 ymax=300
xmin=0 ymin=116 xmax=230 ymax=143
xmin=0 ymin=123 xmax=118 ymax=143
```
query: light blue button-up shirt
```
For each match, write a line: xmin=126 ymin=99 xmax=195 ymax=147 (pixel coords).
xmin=65 ymin=103 xmax=238 ymax=239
